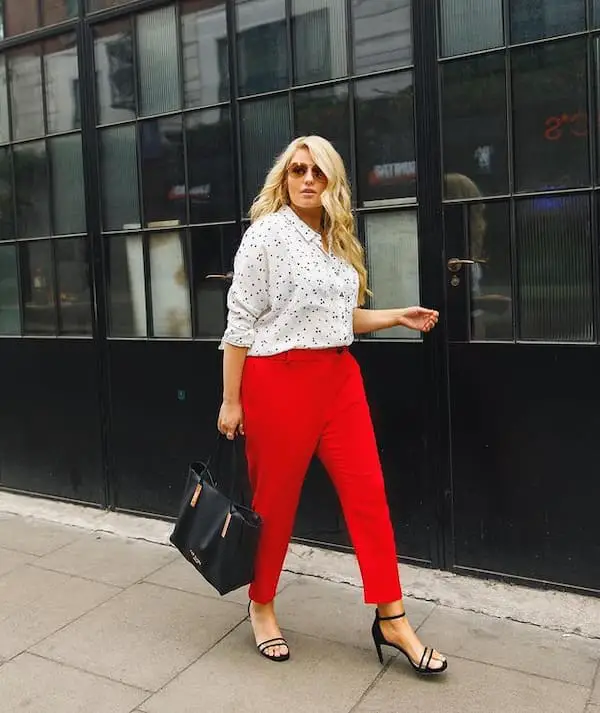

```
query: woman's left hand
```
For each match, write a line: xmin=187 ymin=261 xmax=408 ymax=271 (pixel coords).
xmin=398 ymin=306 xmax=439 ymax=333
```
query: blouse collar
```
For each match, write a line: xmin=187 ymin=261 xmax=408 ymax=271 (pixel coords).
xmin=279 ymin=205 xmax=332 ymax=253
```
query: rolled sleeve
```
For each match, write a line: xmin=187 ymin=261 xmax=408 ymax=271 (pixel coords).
xmin=220 ymin=226 xmax=269 ymax=350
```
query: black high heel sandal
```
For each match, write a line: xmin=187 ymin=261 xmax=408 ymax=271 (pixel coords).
xmin=248 ymin=602 xmax=290 ymax=663
xmin=372 ymin=610 xmax=447 ymax=676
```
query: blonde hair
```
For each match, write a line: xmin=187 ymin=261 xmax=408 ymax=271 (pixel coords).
xmin=249 ymin=135 xmax=369 ymax=305
xmin=444 ymin=173 xmax=486 ymax=258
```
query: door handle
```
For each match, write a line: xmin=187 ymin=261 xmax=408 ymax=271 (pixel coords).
xmin=447 ymin=258 xmax=487 ymax=273
xmin=205 ymin=272 xmax=233 ymax=281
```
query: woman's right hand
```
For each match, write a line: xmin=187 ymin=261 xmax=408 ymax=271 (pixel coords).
xmin=217 ymin=400 xmax=244 ymax=440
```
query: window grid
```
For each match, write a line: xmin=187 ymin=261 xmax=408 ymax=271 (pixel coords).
xmin=438 ymin=0 xmax=600 ymax=345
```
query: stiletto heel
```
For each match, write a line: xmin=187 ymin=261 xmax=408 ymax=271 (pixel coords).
xmin=371 ymin=610 xmax=447 ymax=676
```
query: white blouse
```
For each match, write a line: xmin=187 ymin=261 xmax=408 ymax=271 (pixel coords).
xmin=220 ymin=205 xmax=359 ymax=357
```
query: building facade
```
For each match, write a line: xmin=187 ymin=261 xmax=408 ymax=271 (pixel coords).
xmin=0 ymin=0 xmax=598 ymax=596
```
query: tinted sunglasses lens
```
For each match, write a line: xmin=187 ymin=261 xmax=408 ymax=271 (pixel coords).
xmin=289 ymin=164 xmax=307 ymax=177
xmin=313 ymin=166 xmax=325 ymax=181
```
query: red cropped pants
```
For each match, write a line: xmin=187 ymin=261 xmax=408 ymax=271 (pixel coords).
xmin=241 ymin=347 xmax=402 ymax=604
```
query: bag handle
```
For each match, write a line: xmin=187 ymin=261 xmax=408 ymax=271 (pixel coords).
xmin=195 ymin=433 xmax=243 ymax=502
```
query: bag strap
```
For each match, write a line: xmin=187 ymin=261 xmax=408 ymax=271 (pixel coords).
xmin=203 ymin=433 xmax=242 ymax=502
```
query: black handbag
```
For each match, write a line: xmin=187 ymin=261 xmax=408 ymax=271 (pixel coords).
xmin=169 ymin=436 xmax=262 ymax=596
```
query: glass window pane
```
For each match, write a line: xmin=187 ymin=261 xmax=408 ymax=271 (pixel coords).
xmin=292 ymin=0 xmax=347 ymax=85
xmin=94 ymin=20 xmax=136 ymax=125
xmin=182 ymin=0 xmax=230 ymax=107
xmin=355 ymin=72 xmax=415 ymax=206
xmin=517 ymin=195 xmax=593 ymax=342
xmin=44 ymin=33 xmax=80 ymax=133
xmin=141 ymin=116 xmax=185 ymax=227
xmin=439 ymin=0 xmax=503 ymax=57
xmin=294 ymin=83 xmax=351 ymax=176
xmin=0 ymin=244 xmax=20 ymax=334
xmin=191 ymin=225 xmax=232 ymax=337
xmin=4 ymin=0 xmax=40 ymax=37
xmin=137 ymin=6 xmax=181 ymax=117
xmin=56 ymin=238 xmax=93 ymax=335
xmin=0 ymin=60 xmax=10 ymax=143
xmin=9 ymin=46 xmax=44 ymax=141
xmin=595 ymin=0 xmax=600 ymax=27
xmin=42 ymin=0 xmax=79 ymax=26
xmin=186 ymin=108 xmax=235 ymax=223
xmin=444 ymin=201 xmax=513 ymax=341
xmin=364 ymin=211 xmax=420 ymax=340
xmin=0 ymin=147 xmax=15 ymax=239
xmin=512 ymin=39 xmax=588 ymax=192
xmin=20 ymin=240 xmax=56 ymax=335
xmin=510 ymin=0 xmax=585 ymax=43
xmin=100 ymin=124 xmax=140 ymax=231
xmin=149 ymin=231 xmax=191 ymax=338
xmin=50 ymin=134 xmax=86 ymax=235
xmin=14 ymin=141 xmax=50 ymax=238
xmin=442 ymin=54 xmax=508 ymax=197
xmin=88 ymin=0 xmax=133 ymax=10
xmin=236 ymin=0 xmax=288 ymax=96
xmin=106 ymin=234 xmax=146 ymax=337
xmin=240 ymin=95 xmax=291 ymax=209
xmin=352 ymin=0 xmax=411 ymax=74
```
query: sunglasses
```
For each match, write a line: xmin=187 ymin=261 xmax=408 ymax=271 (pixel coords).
xmin=287 ymin=162 xmax=327 ymax=182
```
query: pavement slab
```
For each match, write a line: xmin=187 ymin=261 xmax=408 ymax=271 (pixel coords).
xmin=140 ymin=625 xmax=381 ymax=713
xmin=31 ymin=581 xmax=247 ymax=691
xmin=417 ymin=605 xmax=600 ymax=687
xmin=0 ymin=565 xmax=119 ymax=661
xmin=0 ymin=653 xmax=147 ymax=713
xmin=0 ymin=514 xmax=83 ymax=556
xmin=32 ymin=531 xmax=178 ymax=587
xmin=352 ymin=655 xmax=590 ymax=713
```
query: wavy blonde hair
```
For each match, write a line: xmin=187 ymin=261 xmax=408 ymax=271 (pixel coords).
xmin=249 ymin=135 xmax=369 ymax=305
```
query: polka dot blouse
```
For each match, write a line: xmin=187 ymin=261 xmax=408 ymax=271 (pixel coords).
xmin=220 ymin=205 xmax=359 ymax=357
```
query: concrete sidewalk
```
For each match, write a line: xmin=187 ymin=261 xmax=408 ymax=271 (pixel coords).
xmin=0 ymin=504 xmax=598 ymax=712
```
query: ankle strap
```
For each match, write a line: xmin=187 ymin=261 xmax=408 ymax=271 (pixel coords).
xmin=376 ymin=610 xmax=406 ymax=621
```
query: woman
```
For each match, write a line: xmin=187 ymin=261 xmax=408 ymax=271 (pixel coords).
xmin=218 ymin=136 xmax=447 ymax=675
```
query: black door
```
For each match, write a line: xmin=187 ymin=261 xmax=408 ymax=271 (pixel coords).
xmin=438 ymin=5 xmax=600 ymax=593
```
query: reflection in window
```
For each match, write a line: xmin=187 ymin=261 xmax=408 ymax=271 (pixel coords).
xmin=94 ymin=20 xmax=136 ymax=125
xmin=240 ymin=96 xmax=291 ymax=209
xmin=4 ymin=0 xmax=39 ymax=37
xmin=191 ymin=226 xmax=232 ymax=338
xmin=186 ymin=109 xmax=235 ymax=223
xmin=14 ymin=141 xmax=50 ymax=238
xmin=106 ymin=234 xmax=146 ymax=337
xmin=352 ymin=0 xmax=411 ymax=74
xmin=0 ymin=147 xmax=14 ymax=239
xmin=355 ymin=72 xmax=415 ymax=205
xmin=292 ymin=0 xmax=347 ymax=85
xmin=512 ymin=39 xmax=588 ymax=192
xmin=444 ymin=199 xmax=513 ymax=341
xmin=0 ymin=244 xmax=20 ymax=334
xmin=236 ymin=0 xmax=288 ymax=96
xmin=44 ymin=34 xmax=80 ymax=134
xmin=442 ymin=54 xmax=508 ymax=197
xmin=41 ymin=0 xmax=79 ymax=25
xmin=182 ymin=0 xmax=230 ymax=107
xmin=140 ymin=116 xmax=185 ymax=226
xmin=149 ymin=231 xmax=192 ymax=338
xmin=510 ymin=0 xmax=585 ymax=43
xmin=516 ymin=195 xmax=593 ymax=342
xmin=55 ymin=238 xmax=93 ymax=335
xmin=20 ymin=240 xmax=56 ymax=335
xmin=0 ymin=60 xmax=9 ymax=143
xmin=88 ymin=0 xmax=132 ymax=10
xmin=8 ymin=46 xmax=44 ymax=140
xmin=294 ymin=84 xmax=351 ymax=174
xmin=100 ymin=124 xmax=140 ymax=231
xmin=137 ymin=6 xmax=181 ymax=117
xmin=364 ymin=211 xmax=420 ymax=340
xmin=439 ymin=0 xmax=503 ymax=57
xmin=50 ymin=135 xmax=86 ymax=235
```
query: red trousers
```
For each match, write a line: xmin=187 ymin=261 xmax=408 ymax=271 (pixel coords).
xmin=241 ymin=347 xmax=402 ymax=604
